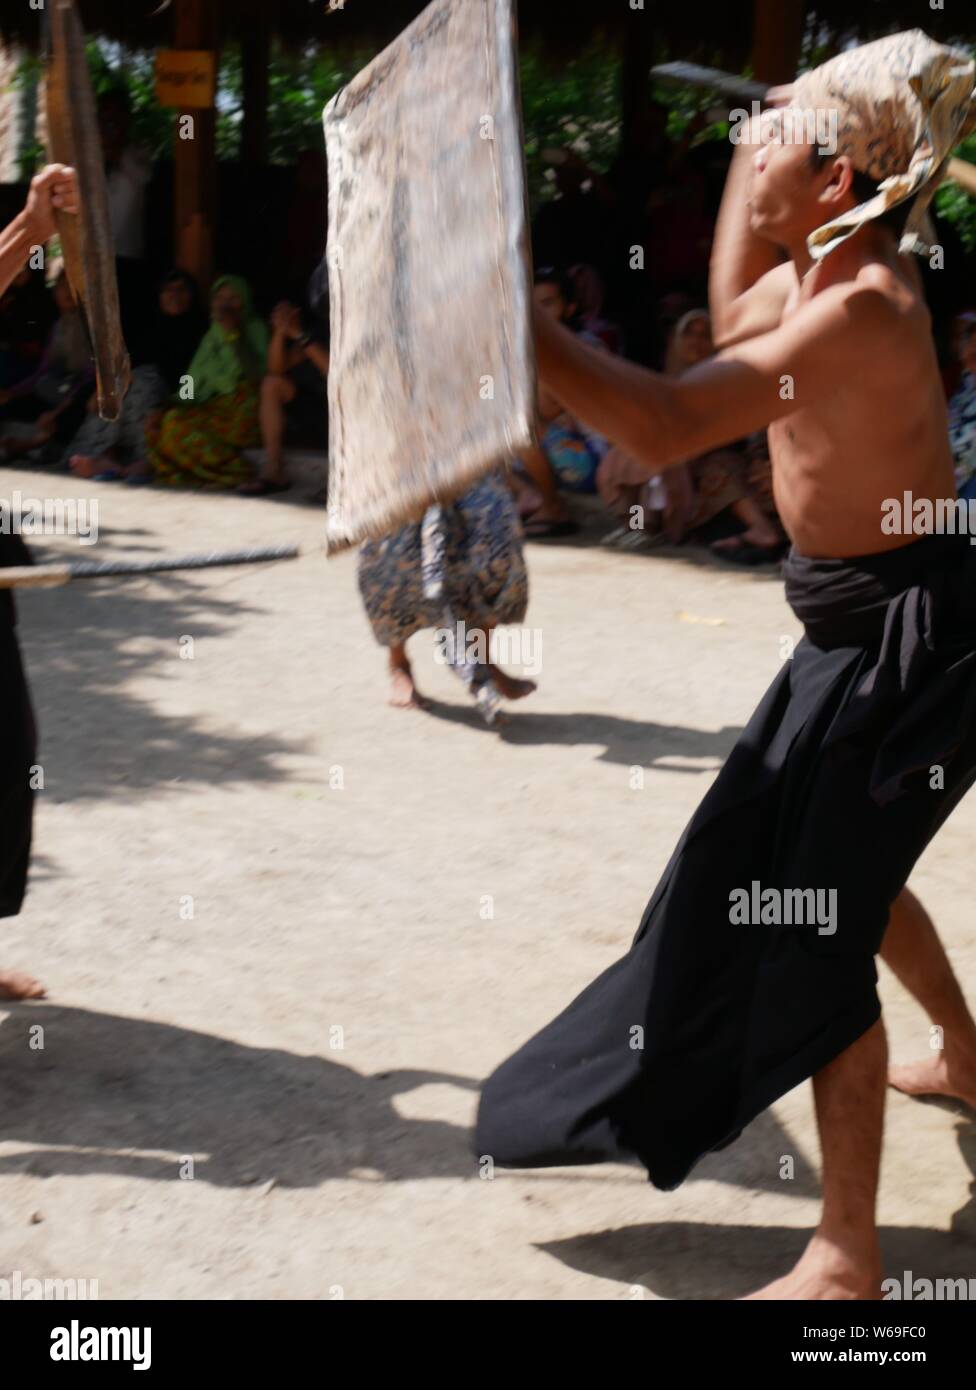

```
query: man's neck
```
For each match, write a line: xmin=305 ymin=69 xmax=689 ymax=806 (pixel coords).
xmin=785 ymin=223 xmax=896 ymax=292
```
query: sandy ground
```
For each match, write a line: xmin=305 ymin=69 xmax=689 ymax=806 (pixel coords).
xmin=1 ymin=465 xmax=975 ymax=1302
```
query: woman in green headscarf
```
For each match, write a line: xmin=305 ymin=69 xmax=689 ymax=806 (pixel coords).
xmin=146 ymin=275 xmax=269 ymax=487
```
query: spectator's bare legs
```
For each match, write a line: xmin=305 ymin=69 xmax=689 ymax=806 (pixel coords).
xmin=388 ymin=642 xmax=426 ymax=709
xmin=517 ymin=442 xmax=571 ymax=525
xmin=257 ymin=374 xmax=297 ymax=485
xmin=883 ymin=887 xmax=976 ymax=1108
xmin=712 ymin=495 xmax=783 ymax=553
xmin=747 ymin=1020 xmax=886 ymax=1299
xmin=731 ymin=496 xmax=782 ymax=545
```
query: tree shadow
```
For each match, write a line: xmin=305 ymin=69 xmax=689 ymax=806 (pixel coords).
xmin=539 ymin=1122 xmax=976 ymax=1299
xmin=0 ymin=1003 xmax=479 ymax=1189
xmin=15 ymin=533 xmax=306 ymax=804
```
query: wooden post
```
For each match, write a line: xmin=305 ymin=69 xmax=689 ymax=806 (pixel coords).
xmin=619 ymin=4 xmax=654 ymax=166
xmin=751 ymin=0 xmax=805 ymax=85
xmin=241 ymin=1 xmax=271 ymax=168
xmin=173 ymin=0 xmax=219 ymax=290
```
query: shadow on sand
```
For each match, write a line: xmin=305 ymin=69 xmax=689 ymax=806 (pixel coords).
xmin=540 ymin=1123 xmax=976 ymax=1298
xmin=2 ymin=1003 xmax=812 ymax=1201
xmin=15 ymin=528 xmax=306 ymax=804
xmin=422 ymin=699 xmax=742 ymax=770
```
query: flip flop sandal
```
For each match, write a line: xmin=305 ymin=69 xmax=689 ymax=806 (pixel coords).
xmin=713 ymin=539 xmax=787 ymax=566
xmin=238 ymin=478 xmax=292 ymax=497
xmin=522 ymin=517 xmax=579 ymax=539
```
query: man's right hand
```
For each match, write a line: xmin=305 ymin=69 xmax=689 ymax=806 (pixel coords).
xmin=22 ymin=164 xmax=78 ymax=245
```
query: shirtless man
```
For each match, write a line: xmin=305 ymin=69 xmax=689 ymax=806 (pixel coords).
xmin=476 ymin=33 xmax=976 ymax=1299
xmin=0 ymin=163 xmax=78 ymax=1000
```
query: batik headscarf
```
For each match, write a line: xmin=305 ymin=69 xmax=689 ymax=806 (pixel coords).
xmin=790 ymin=29 xmax=976 ymax=261
xmin=185 ymin=275 xmax=269 ymax=403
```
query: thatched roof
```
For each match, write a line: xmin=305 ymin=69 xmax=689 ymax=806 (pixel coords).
xmin=0 ymin=1 xmax=747 ymax=63
xmin=0 ymin=0 xmax=739 ymax=62
xmin=1 ymin=1 xmax=970 ymax=66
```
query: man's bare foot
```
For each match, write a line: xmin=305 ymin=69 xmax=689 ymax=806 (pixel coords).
xmin=486 ymin=665 xmax=536 ymax=701
xmin=389 ymin=665 xmax=426 ymax=709
xmin=0 ymin=968 xmax=46 ymax=1000
xmin=744 ymin=1233 xmax=882 ymax=1300
xmin=888 ymin=1053 xmax=976 ymax=1111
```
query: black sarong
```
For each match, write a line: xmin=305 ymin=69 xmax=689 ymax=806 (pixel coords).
xmin=476 ymin=533 xmax=976 ymax=1189
xmin=0 ymin=536 xmax=37 ymax=920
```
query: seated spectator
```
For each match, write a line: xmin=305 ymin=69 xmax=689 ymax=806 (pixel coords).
xmin=512 ymin=266 xmax=611 ymax=538
xmin=943 ymin=310 xmax=976 ymax=399
xmin=569 ymin=263 xmax=622 ymax=353
xmin=239 ymin=262 xmax=330 ymax=497
xmin=67 ymin=269 xmax=208 ymax=481
xmin=144 ymin=275 xmax=268 ymax=489
xmin=596 ymin=309 xmax=783 ymax=561
xmin=0 ymin=264 xmax=55 ymax=389
xmin=948 ymin=314 xmax=976 ymax=501
xmin=0 ymin=271 xmax=93 ymax=463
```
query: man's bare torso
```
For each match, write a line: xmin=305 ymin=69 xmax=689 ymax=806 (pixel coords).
xmin=768 ymin=249 xmax=955 ymax=559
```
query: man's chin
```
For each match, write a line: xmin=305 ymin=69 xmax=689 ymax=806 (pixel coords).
xmin=749 ymin=209 xmax=786 ymax=248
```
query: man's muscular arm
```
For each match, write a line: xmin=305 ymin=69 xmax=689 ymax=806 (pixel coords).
xmin=534 ymin=283 xmax=905 ymax=473
xmin=0 ymin=165 xmax=78 ymax=298
xmin=709 ymin=91 xmax=792 ymax=348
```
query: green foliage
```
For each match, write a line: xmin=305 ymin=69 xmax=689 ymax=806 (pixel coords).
xmin=215 ymin=44 xmax=366 ymax=163
xmin=11 ymin=33 xmax=975 ymax=248
xmin=85 ymin=41 xmax=178 ymax=157
xmin=936 ymin=133 xmax=976 ymax=253
xmin=518 ymin=43 xmax=620 ymax=209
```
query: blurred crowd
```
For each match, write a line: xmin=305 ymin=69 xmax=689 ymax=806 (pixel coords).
xmin=1 ymin=88 xmax=975 ymax=555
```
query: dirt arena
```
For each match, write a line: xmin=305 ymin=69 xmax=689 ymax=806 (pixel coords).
xmin=1 ymin=467 xmax=974 ymax=1300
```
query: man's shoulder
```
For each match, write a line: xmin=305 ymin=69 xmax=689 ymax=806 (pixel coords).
xmin=807 ymin=266 xmax=924 ymax=343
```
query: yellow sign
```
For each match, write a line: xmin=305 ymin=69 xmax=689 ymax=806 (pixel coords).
xmin=155 ymin=50 xmax=216 ymax=109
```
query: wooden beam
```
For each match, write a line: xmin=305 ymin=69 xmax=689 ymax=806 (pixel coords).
xmin=241 ymin=1 xmax=271 ymax=167
xmin=620 ymin=4 xmax=654 ymax=164
xmin=173 ymin=0 xmax=219 ymax=290
xmin=751 ymin=0 xmax=805 ymax=85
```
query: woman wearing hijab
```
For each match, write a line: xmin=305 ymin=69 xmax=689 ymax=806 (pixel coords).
xmin=67 ymin=269 xmax=208 ymax=481
xmin=145 ymin=274 xmax=268 ymax=488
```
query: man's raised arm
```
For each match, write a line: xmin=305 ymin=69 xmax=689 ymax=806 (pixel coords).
xmin=709 ymin=93 xmax=792 ymax=348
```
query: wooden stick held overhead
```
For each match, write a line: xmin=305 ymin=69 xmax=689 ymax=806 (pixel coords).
xmin=651 ymin=61 xmax=976 ymax=198
xmin=44 ymin=0 xmax=131 ymax=421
